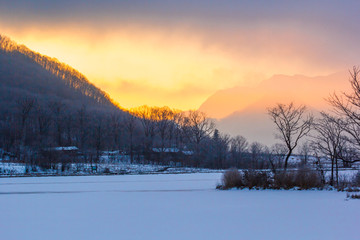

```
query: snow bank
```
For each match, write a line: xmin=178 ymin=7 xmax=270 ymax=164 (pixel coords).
xmin=0 ymin=173 xmax=358 ymax=240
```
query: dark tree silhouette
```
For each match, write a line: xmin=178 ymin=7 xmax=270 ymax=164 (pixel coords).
xmin=268 ymin=102 xmax=313 ymax=171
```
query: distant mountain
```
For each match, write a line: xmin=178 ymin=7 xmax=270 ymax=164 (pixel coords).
xmin=0 ymin=34 xmax=119 ymax=113
xmin=199 ymin=71 xmax=351 ymax=145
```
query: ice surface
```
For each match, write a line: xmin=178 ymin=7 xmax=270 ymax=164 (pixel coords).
xmin=0 ymin=173 xmax=359 ymax=240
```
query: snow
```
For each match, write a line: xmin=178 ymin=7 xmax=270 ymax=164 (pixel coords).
xmin=52 ymin=146 xmax=79 ymax=151
xmin=0 ymin=162 xmax=219 ymax=176
xmin=0 ymin=173 xmax=359 ymax=240
xmin=0 ymin=162 xmax=27 ymax=175
xmin=152 ymin=147 xmax=180 ymax=153
xmin=152 ymin=147 xmax=194 ymax=155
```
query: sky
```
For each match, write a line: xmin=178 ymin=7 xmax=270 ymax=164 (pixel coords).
xmin=1 ymin=0 xmax=360 ymax=110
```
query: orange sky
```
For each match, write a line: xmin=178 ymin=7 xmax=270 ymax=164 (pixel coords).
xmin=1 ymin=1 xmax=359 ymax=110
xmin=1 ymin=26 xmax=246 ymax=109
xmin=0 ymin=25 xmax=341 ymax=110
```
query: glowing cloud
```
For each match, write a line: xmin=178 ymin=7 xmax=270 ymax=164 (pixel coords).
xmin=1 ymin=1 xmax=360 ymax=110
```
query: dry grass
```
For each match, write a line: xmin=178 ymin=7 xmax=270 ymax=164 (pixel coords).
xmin=218 ymin=168 xmax=243 ymax=189
xmin=273 ymin=168 xmax=323 ymax=190
xmin=243 ymin=170 xmax=271 ymax=189
xmin=219 ymin=168 xmax=324 ymax=190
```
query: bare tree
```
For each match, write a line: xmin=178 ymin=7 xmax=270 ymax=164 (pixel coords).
xmin=167 ymin=109 xmax=182 ymax=149
xmin=231 ymin=135 xmax=248 ymax=153
xmin=268 ymin=102 xmax=313 ymax=171
xmin=298 ymin=142 xmax=311 ymax=166
xmin=124 ymin=111 xmax=137 ymax=163
xmin=48 ymin=101 xmax=66 ymax=146
xmin=17 ymin=97 xmax=36 ymax=146
xmin=212 ymin=129 xmax=231 ymax=169
xmin=268 ymin=143 xmax=288 ymax=173
xmin=328 ymin=66 xmax=360 ymax=164
xmin=230 ymin=135 xmax=248 ymax=167
xmin=92 ymin=117 xmax=103 ymax=163
xmin=75 ymin=105 xmax=88 ymax=151
xmin=249 ymin=141 xmax=265 ymax=169
xmin=312 ymin=113 xmax=345 ymax=186
xmin=172 ymin=111 xmax=188 ymax=150
xmin=184 ymin=110 xmax=215 ymax=146
xmin=154 ymin=106 xmax=174 ymax=151
xmin=109 ymin=113 xmax=123 ymax=150
xmin=132 ymin=105 xmax=157 ymax=154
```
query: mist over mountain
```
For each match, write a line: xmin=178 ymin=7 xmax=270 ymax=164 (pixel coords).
xmin=200 ymin=71 xmax=351 ymax=145
xmin=0 ymin=34 xmax=119 ymax=113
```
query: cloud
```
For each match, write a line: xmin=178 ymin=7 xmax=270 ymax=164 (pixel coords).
xmin=1 ymin=1 xmax=360 ymax=109
xmin=99 ymin=79 xmax=213 ymax=110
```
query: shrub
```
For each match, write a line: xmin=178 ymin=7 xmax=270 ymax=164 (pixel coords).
xmin=220 ymin=168 xmax=243 ymax=189
xmin=337 ymin=175 xmax=352 ymax=191
xmin=353 ymin=171 xmax=360 ymax=187
xmin=103 ymin=167 xmax=111 ymax=174
xmin=274 ymin=169 xmax=323 ymax=190
xmin=295 ymin=168 xmax=323 ymax=189
xmin=273 ymin=171 xmax=296 ymax=189
xmin=243 ymin=170 xmax=271 ymax=189
xmin=345 ymin=187 xmax=360 ymax=192
xmin=219 ymin=168 xmax=325 ymax=190
xmin=347 ymin=192 xmax=360 ymax=199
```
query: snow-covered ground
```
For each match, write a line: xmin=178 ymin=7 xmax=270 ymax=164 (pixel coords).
xmin=0 ymin=173 xmax=359 ymax=240
xmin=0 ymin=162 xmax=219 ymax=176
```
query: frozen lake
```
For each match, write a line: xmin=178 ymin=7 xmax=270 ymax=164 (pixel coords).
xmin=0 ymin=173 xmax=359 ymax=240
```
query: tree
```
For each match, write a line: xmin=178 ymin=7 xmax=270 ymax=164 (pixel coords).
xmin=268 ymin=102 xmax=313 ymax=171
xmin=124 ymin=111 xmax=137 ymax=163
xmin=132 ymin=106 xmax=157 ymax=155
xmin=328 ymin=66 xmax=360 ymax=165
xmin=75 ymin=105 xmax=89 ymax=151
xmin=92 ymin=116 xmax=104 ymax=163
xmin=48 ymin=101 xmax=66 ymax=146
xmin=312 ymin=113 xmax=345 ymax=186
xmin=35 ymin=105 xmax=52 ymax=146
xmin=230 ymin=135 xmax=248 ymax=168
xmin=183 ymin=110 xmax=215 ymax=146
xmin=249 ymin=141 xmax=265 ymax=169
xmin=155 ymin=106 xmax=174 ymax=151
xmin=268 ymin=143 xmax=288 ymax=173
xmin=17 ymin=97 xmax=36 ymax=146
xmin=298 ymin=142 xmax=311 ymax=166
xmin=211 ymin=129 xmax=231 ymax=169
xmin=109 ymin=113 xmax=123 ymax=150
xmin=182 ymin=110 xmax=215 ymax=165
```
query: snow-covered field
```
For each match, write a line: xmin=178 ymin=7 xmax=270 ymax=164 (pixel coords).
xmin=0 ymin=173 xmax=359 ymax=240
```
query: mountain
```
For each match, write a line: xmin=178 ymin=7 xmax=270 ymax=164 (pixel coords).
xmin=0 ymin=34 xmax=120 ymax=113
xmin=199 ymin=71 xmax=351 ymax=145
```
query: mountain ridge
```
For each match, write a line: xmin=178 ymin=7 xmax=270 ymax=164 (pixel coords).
xmin=0 ymin=34 xmax=120 ymax=110
xmin=199 ymin=70 xmax=351 ymax=144
xmin=199 ymin=71 xmax=349 ymax=120
xmin=0 ymin=34 xmax=123 ymax=114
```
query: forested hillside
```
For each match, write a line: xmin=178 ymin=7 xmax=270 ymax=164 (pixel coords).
xmin=0 ymin=34 xmax=117 ymax=113
xmin=0 ymin=35 xmax=129 ymax=166
xmin=0 ymin=35 xmax=228 ymax=170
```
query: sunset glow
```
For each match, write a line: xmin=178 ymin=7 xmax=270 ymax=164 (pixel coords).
xmin=1 ymin=1 xmax=360 ymax=110
xmin=1 ymin=26 xmax=243 ymax=109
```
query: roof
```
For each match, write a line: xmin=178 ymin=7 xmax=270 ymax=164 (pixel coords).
xmin=152 ymin=148 xmax=193 ymax=155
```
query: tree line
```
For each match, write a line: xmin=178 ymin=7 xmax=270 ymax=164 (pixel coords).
xmin=1 ymin=64 xmax=360 ymax=186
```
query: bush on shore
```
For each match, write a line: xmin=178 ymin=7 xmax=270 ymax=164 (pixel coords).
xmin=273 ymin=168 xmax=323 ymax=190
xmin=218 ymin=168 xmax=242 ymax=190
xmin=217 ymin=168 xmax=324 ymax=190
